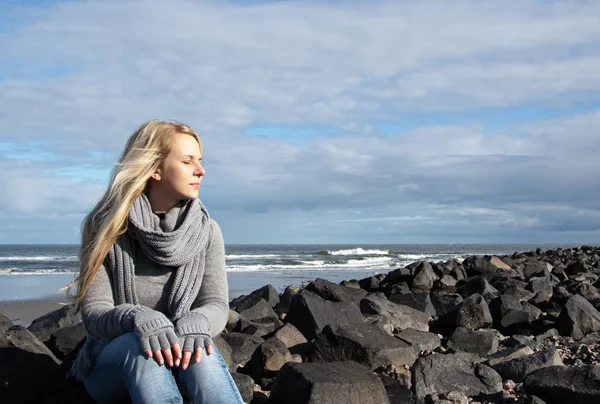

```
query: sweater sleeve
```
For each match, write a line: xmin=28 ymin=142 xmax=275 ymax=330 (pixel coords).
xmin=80 ymin=264 xmax=148 ymax=339
xmin=185 ymin=219 xmax=230 ymax=337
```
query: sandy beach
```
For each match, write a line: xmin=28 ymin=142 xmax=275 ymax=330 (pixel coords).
xmin=0 ymin=298 xmax=72 ymax=327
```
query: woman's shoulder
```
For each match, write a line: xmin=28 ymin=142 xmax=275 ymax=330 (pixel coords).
xmin=207 ymin=218 xmax=224 ymax=243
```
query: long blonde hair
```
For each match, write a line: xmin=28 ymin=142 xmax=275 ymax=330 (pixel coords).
xmin=73 ymin=119 xmax=202 ymax=309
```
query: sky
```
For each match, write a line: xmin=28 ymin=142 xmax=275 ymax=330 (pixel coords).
xmin=1 ymin=0 xmax=600 ymax=245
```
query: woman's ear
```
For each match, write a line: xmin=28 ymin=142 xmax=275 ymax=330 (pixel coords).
xmin=151 ymin=168 xmax=162 ymax=181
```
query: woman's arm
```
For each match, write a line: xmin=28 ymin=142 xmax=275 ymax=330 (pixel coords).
xmin=80 ymin=264 xmax=147 ymax=339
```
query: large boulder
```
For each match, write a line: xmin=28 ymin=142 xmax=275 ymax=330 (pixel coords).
xmin=27 ymin=304 xmax=81 ymax=343
xmin=230 ymin=284 xmax=280 ymax=311
xmin=311 ymin=323 xmax=418 ymax=370
xmin=221 ymin=332 xmax=264 ymax=368
xmin=491 ymin=348 xmax=563 ymax=382
xmin=524 ymin=365 xmax=600 ymax=404
xmin=360 ymin=293 xmax=431 ymax=332
xmin=411 ymin=352 xmax=503 ymax=399
xmin=306 ymin=278 xmax=367 ymax=302
xmin=269 ymin=361 xmax=391 ymax=404
xmin=447 ymin=327 xmax=499 ymax=356
xmin=557 ymin=294 xmax=600 ymax=340
xmin=47 ymin=322 xmax=88 ymax=360
xmin=387 ymin=292 xmax=436 ymax=317
xmin=286 ymin=290 xmax=364 ymax=341
xmin=242 ymin=337 xmax=295 ymax=383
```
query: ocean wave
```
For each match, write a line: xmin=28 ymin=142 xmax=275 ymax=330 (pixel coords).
xmin=0 ymin=269 xmax=77 ymax=275
xmin=324 ymin=248 xmax=390 ymax=256
xmin=226 ymin=254 xmax=284 ymax=259
xmin=0 ymin=255 xmax=78 ymax=262
xmin=226 ymin=257 xmax=394 ymax=272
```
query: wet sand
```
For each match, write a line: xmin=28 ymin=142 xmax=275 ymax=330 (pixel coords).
xmin=0 ymin=298 xmax=72 ymax=327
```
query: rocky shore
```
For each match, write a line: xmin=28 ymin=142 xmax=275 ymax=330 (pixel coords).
xmin=2 ymin=245 xmax=600 ymax=403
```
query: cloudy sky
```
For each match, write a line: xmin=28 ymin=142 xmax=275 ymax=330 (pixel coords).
xmin=1 ymin=0 xmax=600 ymax=245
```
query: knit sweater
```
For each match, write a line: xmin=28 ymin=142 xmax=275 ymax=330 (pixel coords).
xmin=73 ymin=217 xmax=229 ymax=378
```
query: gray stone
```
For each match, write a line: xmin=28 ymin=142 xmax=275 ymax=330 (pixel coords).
xmin=306 ymin=278 xmax=368 ymax=302
xmin=27 ymin=304 xmax=81 ymax=343
xmin=558 ymin=294 xmax=600 ymax=340
xmin=269 ymin=361 xmax=391 ymax=404
xmin=47 ymin=322 xmax=87 ymax=360
xmin=0 ymin=313 xmax=13 ymax=333
xmin=431 ymin=293 xmax=463 ymax=318
xmin=524 ymin=365 xmax=600 ymax=404
xmin=455 ymin=294 xmax=493 ymax=330
xmin=273 ymin=322 xmax=311 ymax=356
xmin=221 ymin=332 xmax=264 ymax=368
xmin=286 ymin=290 xmax=365 ymax=341
xmin=242 ymin=337 xmax=294 ymax=382
xmin=231 ymin=373 xmax=254 ymax=403
xmin=388 ymin=292 xmax=436 ymax=317
xmin=447 ymin=327 xmax=499 ymax=356
xmin=276 ymin=285 xmax=301 ymax=317
xmin=486 ymin=345 xmax=535 ymax=367
xmin=395 ymin=328 xmax=441 ymax=352
xmin=212 ymin=334 xmax=234 ymax=371
xmin=311 ymin=323 xmax=418 ymax=371
xmin=491 ymin=348 xmax=563 ymax=382
xmin=411 ymin=262 xmax=439 ymax=292
xmin=361 ymin=293 xmax=431 ymax=332
xmin=230 ymin=284 xmax=280 ymax=311
xmin=412 ymin=352 xmax=502 ymax=398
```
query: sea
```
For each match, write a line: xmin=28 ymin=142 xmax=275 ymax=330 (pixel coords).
xmin=0 ymin=243 xmax=584 ymax=301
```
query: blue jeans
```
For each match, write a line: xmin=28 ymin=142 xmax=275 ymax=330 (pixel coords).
xmin=83 ymin=332 xmax=244 ymax=404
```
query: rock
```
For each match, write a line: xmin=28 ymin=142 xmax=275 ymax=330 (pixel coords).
xmin=431 ymin=293 xmax=463 ymax=317
xmin=557 ymin=294 xmax=600 ymax=340
xmin=524 ymin=365 xmax=600 ymax=404
xmin=231 ymin=373 xmax=254 ymax=403
xmin=383 ymin=267 xmax=413 ymax=286
xmin=489 ymin=295 xmax=540 ymax=333
xmin=0 ymin=313 xmax=13 ymax=333
xmin=469 ymin=256 xmax=512 ymax=276
xmin=276 ymin=285 xmax=301 ymax=317
xmin=395 ymin=328 xmax=441 ymax=352
xmin=379 ymin=374 xmax=415 ymax=404
xmin=47 ymin=322 xmax=87 ymax=360
xmin=286 ymin=290 xmax=365 ymax=341
xmin=306 ymin=278 xmax=367 ymax=302
xmin=0 ymin=325 xmax=62 ymax=402
xmin=486 ymin=345 xmax=535 ymax=367
xmin=388 ymin=292 xmax=437 ymax=317
xmin=237 ymin=297 xmax=280 ymax=323
xmin=360 ymin=293 xmax=431 ymax=332
xmin=311 ymin=323 xmax=418 ymax=371
xmin=447 ymin=327 xmax=499 ymax=356
xmin=523 ymin=260 xmax=552 ymax=278
xmin=455 ymin=294 xmax=493 ymax=330
xmin=491 ymin=348 xmax=563 ymax=382
xmin=212 ymin=334 xmax=234 ymax=371
xmin=227 ymin=309 xmax=241 ymax=332
xmin=566 ymin=260 xmax=590 ymax=276
xmin=411 ymin=262 xmax=439 ymax=292
xmin=242 ymin=337 xmax=294 ymax=382
xmin=412 ymin=352 xmax=502 ymax=398
xmin=457 ymin=277 xmax=499 ymax=303
xmin=27 ymin=304 xmax=81 ymax=343
xmin=221 ymin=332 xmax=264 ymax=368
xmin=359 ymin=275 xmax=384 ymax=292
xmin=230 ymin=284 xmax=280 ymax=311
xmin=527 ymin=277 xmax=553 ymax=304
xmin=269 ymin=361 xmax=391 ymax=404
xmin=273 ymin=323 xmax=311 ymax=356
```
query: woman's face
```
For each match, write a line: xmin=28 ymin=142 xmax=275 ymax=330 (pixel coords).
xmin=152 ymin=132 xmax=205 ymax=204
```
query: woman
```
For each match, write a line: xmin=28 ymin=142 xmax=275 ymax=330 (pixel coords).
xmin=71 ymin=120 xmax=244 ymax=403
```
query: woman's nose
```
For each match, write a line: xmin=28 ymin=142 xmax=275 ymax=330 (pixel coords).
xmin=195 ymin=163 xmax=206 ymax=176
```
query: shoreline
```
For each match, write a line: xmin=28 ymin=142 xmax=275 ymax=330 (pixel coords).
xmin=1 ymin=298 xmax=72 ymax=327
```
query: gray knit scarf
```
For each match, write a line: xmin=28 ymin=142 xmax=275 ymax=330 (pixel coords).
xmin=107 ymin=193 xmax=211 ymax=321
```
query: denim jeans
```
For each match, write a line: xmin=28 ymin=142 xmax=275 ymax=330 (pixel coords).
xmin=83 ymin=332 xmax=244 ymax=404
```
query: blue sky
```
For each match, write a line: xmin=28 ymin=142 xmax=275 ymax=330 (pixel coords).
xmin=1 ymin=0 xmax=600 ymax=244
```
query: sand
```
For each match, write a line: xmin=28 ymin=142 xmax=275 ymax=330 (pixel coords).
xmin=0 ymin=298 xmax=73 ymax=327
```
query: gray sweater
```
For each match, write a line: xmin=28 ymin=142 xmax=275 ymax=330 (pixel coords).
xmin=73 ymin=218 xmax=229 ymax=378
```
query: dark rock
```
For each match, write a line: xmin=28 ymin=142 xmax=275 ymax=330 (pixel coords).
xmin=359 ymin=274 xmax=384 ymax=292
xmin=212 ymin=334 xmax=234 ymax=371
xmin=525 ymin=396 xmax=547 ymax=404
xmin=0 ymin=325 xmax=62 ymax=402
xmin=523 ymin=260 xmax=552 ymax=278
xmin=489 ymin=277 xmax=528 ymax=295
xmin=527 ymin=277 xmax=553 ymax=304
xmin=395 ymin=328 xmax=441 ymax=352
xmin=438 ymin=274 xmax=458 ymax=288
xmin=379 ymin=374 xmax=415 ymax=404
xmin=230 ymin=284 xmax=280 ymax=311
xmin=489 ymin=295 xmax=540 ymax=333
xmin=242 ymin=337 xmax=294 ymax=382
xmin=486 ymin=345 xmax=535 ymax=367
xmin=457 ymin=277 xmax=499 ymax=303
xmin=269 ymin=361 xmax=391 ymax=404
xmin=237 ymin=297 xmax=280 ymax=323
xmin=286 ymin=290 xmax=365 ymax=341
xmin=447 ymin=327 xmax=499 ymax=356
xmin=431 ymin=293 xmax=463 ymax=317
xmin=411 ymin=352 xmax=502 ymax=398
xmin=231 ymin=373 xmax=254 ymax=404
xmin=524 ymin=365 xmax=600 ymax=404
xmin=411 ymin=262 xmax=439 ymax=292
xmin=27 ymin=304 xmax=80 ymax=343
xmin=272 ymin=322 xmax=311 ymax=356
xmin=47 ymin=322 xmax=87 ymax=360
xmin=387 ymin=282 xmax=411 ymax=295
xmin=360 ymin=293 xmax=431 ymax=332
xmin=227 ymin=309 xmax=240 ymax=332
xmin=311 ymin=323 xmax=418 ymax=371
xmin=491 ymin=348 xmax=563 ymax=382
xmin=275 ymin=285 xmax=301 ymax=317
xmin=566 ymin=260 xmax=590 ymax=276
xmin=306 ymin=278 xmax=367 ymax=302
xmin=455 ymin=294 xmax=493 ymax=330
xmin=468 ymin=256 xmax=513 ymax=276
xmin=221 ymin=332 xmax=264 ymax=368
xmin=388 ymin=292 xmax=436 ymax=317
xmin=557 ymin=294 xmax=600 ymax=340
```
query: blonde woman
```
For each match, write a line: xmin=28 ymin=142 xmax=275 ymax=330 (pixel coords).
xmin=71 ymin=120 xmax=244 ymax=403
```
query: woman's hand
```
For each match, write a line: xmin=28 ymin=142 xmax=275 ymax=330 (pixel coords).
xmin=146 ymin=342 xmax=182 ymax=368
xmin=133 ymin=310 xmax=180 ymax=367
xmin=179 ymin=335 xmax=213 ymax=370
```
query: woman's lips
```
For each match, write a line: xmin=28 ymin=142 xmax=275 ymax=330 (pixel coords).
xmin=190 ymin=183 xmax=200 ymax=189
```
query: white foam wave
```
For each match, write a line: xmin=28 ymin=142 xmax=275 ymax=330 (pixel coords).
xmin=0 ymin=270 xmax=77 ymax=275
xmin=328 ymin=248 xmax=389 ymax=256
xmin=226 ymin=254 xmax=283 ymax=259
xmin=227 ymin=257 xmax=394 ymax=272
xmin=0 ymin=256 xmax=78 ymax=261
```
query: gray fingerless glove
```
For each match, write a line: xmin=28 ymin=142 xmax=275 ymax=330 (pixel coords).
xmin=175 ymin=313 xmax=212 ymax=352
xmin=133 ymin=310 xmax=179 ymax=353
